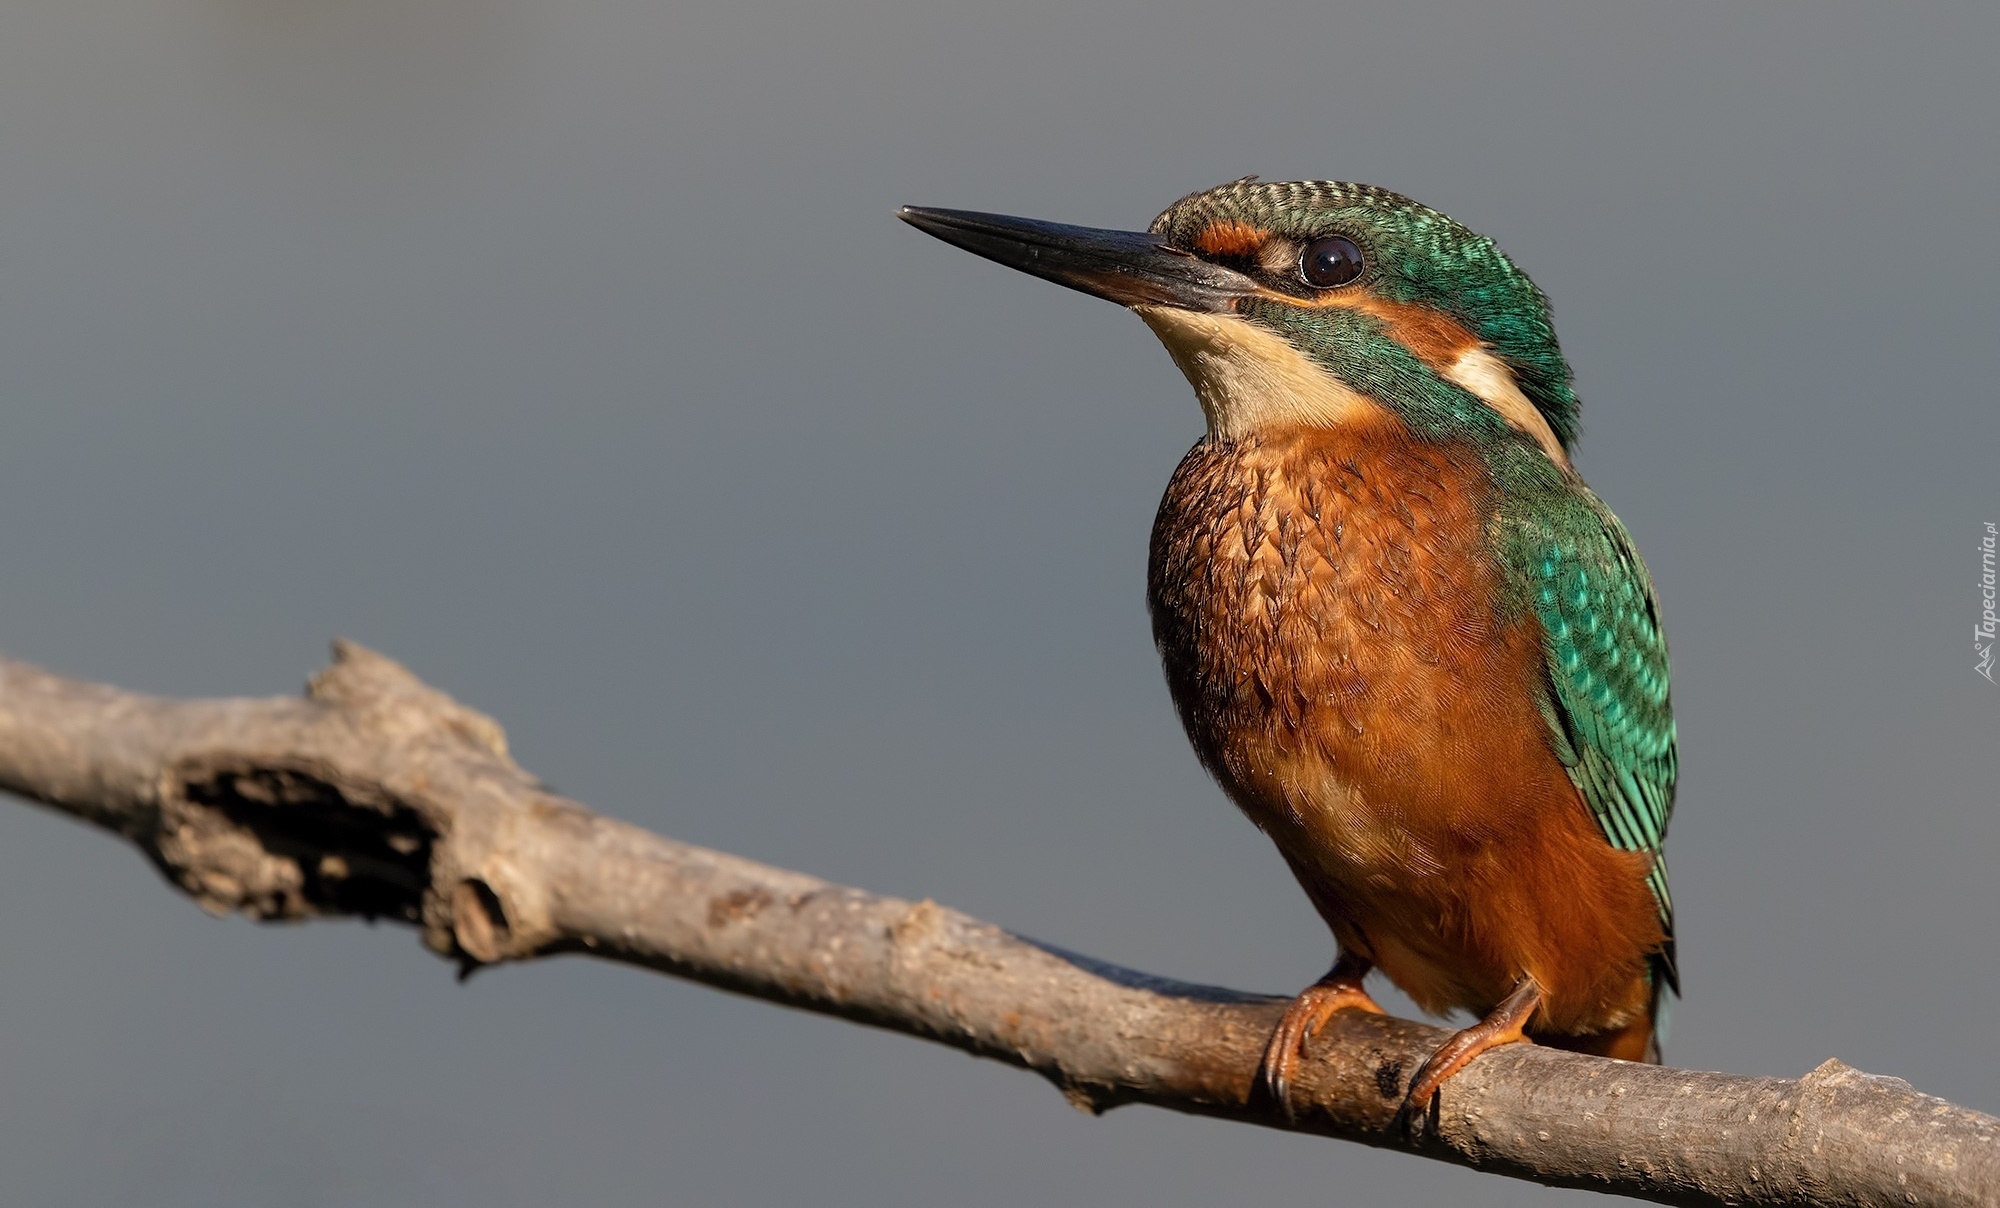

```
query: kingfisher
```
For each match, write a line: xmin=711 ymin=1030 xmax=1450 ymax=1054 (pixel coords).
xmin=899 ymin=179 xmax=1677 ymax=1115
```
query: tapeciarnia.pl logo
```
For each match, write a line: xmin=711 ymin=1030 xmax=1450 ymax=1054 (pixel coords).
xmin=1979 ymin=521 xmax=1997 ymax=682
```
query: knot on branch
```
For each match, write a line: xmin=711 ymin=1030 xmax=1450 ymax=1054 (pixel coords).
xmin=450 ymin=876 xmax=512 ymax=965
xmin=109 ymin=641 xmax=568 ymax=973
xmin=131 ymin=643 xmax=534 ymax=935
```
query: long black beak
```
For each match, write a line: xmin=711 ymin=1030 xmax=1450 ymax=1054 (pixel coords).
xmin=898 ymin=206 xmax=1256 ymax=312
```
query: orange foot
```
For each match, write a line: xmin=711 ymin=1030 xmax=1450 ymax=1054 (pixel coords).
xmin=1401 ymin=976 xmax=1543 ymax=1121
xmin=1259 ymin=954 xmax=1386 ymax=1112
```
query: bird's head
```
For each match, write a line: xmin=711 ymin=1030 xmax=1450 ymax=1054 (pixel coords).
xmin=901 ymin=179 xmax=1578 ymax=465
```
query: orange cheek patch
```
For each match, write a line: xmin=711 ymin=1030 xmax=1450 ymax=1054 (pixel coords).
xmin=1194 ymin=219 xmax=1267 ymax=258
xmin=1268 ymin=290 xmax=1482 ymax=371
xmin=1350 ymin=296 xmax=1482 ymax=367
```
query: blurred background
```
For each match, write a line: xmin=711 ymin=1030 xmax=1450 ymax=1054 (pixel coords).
xmin=0 ymin=1 xmax=1993 ymax=1204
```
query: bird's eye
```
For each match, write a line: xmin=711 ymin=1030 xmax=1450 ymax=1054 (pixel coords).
xmin=1300 ymin=236 xmax=1364 ymax=288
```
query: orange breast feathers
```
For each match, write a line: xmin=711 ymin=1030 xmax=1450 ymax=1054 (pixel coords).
xmin=1146 ymin=422 xmax=1662 ymax=1038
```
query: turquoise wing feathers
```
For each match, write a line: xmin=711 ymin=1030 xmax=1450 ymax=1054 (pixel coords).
xmin=1513 ymin=493 xmax=1679 ymax=993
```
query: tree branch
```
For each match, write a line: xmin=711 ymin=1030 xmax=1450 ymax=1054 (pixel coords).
xmin=0 ymin=644 xmax=1990 ymax=1206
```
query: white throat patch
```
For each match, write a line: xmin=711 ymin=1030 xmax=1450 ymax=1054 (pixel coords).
xmin=1134 ymin=306 xmax=1381 ymax=439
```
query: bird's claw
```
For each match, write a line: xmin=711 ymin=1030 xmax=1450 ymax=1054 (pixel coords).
xmin=1256 ymin=963 xmax=1385 ymax=1118
xmin=1393 ymin=976 xmax=1542 ymax=1128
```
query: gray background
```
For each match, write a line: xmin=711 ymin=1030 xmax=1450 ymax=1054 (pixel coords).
xmin=0 ymin=1 xmax=1993 ymax=1204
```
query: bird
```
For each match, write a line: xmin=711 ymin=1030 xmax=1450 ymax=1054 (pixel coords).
xmin=898 ymin=179 xmax=1677 ymax=1116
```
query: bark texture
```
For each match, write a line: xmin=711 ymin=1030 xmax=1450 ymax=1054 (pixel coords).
xmin=0 ymin=644 xmax=1991 ymax=1207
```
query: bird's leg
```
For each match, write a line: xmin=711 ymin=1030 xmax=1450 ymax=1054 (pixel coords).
xmin=1258 ymin=952 xmax=1385 ymax=1111
xmin=1400 ymin=975 xmax=1543 ymax=1120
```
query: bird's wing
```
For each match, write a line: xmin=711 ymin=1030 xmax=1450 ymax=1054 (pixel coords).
xmin=1514 ymin=493 xmax=1679 ymax=993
